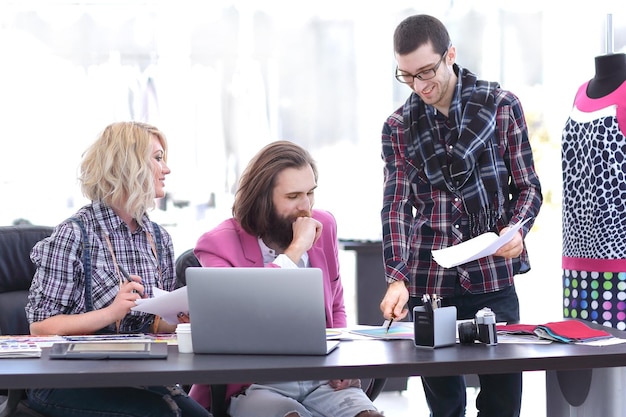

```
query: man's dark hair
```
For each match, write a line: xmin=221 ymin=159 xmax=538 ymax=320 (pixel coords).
xmin=232 ymin=140 xmax=318 ymax=237
xmin=393 ymin=14 xmax=450 ymax=56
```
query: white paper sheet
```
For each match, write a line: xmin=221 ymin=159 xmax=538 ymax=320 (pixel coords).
xmin=131 ymin=286 xmax=188 ymax=325
xmin=432 ymin=218 xmax=532 ymax=268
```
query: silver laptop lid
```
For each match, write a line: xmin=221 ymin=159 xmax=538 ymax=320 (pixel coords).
xmin=186 ymin=267 xmax=336 ymax=355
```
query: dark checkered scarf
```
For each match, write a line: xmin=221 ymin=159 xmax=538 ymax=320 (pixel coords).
xmin=403 ymin=67 xmax=507 ymax=237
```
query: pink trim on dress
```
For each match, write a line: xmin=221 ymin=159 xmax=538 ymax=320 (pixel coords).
xmin=562 ymin=256 xmax=626 ymax=272
xmin=573 ymin=81 xmax=626 ymax=136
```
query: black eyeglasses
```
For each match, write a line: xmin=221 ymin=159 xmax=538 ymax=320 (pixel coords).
xmin=395 ymin=49 xmax=448 ymax=84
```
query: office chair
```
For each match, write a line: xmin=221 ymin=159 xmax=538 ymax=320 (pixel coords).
xmin=0 ymin=225 xmax=54 ymax=417
xmin=174 ymin=249 xmax=387 ymax=417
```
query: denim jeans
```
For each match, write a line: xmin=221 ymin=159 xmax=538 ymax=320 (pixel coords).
xmin=229 ymin=381 xmax=378 ymax=417
xmin=409 ymin=285 xmax=522 ymax=417
xmin=27 ymin=385 xmax=212 ymax=417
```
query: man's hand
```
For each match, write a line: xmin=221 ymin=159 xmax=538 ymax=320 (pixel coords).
xmin=284 ymin=217 xmax=323 ymax=264
xmin=380 ymin=280 xmax=409 ymax=322
xmin=494 ymin=226 xmax=524 ymax=258
xmin=328 ymin=379 xmax=362 ymax=390
xmin=292 ymin=216 xmax=322 ymax=247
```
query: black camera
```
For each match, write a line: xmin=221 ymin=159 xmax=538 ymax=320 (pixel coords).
xmin=458 ymin=307 xmax=498 ymax=346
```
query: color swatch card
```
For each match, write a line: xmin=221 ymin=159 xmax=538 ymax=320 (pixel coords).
xmin=326 ymin=329 xmax=343 ymax=340
xmin=498 ymin=320 xmax=615 ymax=343
xmin=348 ymin=322 xmax=414 ymax=340
xmin=0 ymin=339 xmax=42 ymax=358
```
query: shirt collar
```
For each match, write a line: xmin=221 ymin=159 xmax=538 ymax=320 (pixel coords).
xmin=257 ymin=237 xmax=309 ymax=267
xmin=92 ymin=200 xmax=148 ymax=235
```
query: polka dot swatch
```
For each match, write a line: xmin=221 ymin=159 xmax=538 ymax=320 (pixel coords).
xmin=563 ymin=269 xmax=626 ymax=330
xmin=562 ymin=115 xmax=626 ymax=260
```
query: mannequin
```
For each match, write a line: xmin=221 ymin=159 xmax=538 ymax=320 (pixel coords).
xmin=561 ymin=51 xmax=626 ymax=330
xmin=586 ymin=52 xmax=626 ymax=98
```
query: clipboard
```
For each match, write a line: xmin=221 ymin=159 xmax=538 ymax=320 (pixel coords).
xmin=49 ymin=341 xmax=168 ymax=359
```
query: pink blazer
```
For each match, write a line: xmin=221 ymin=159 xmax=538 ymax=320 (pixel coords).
xmin=193 ymin=209 xmax=346 ymax=327
xmin=188 ymin=209 xmax=347 ymax=409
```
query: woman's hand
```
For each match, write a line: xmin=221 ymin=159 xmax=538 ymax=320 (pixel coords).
xmin=176 ymin=312 xmax=190 ymax=323
xmin=108 ymin=280 xmax=144 ymax=322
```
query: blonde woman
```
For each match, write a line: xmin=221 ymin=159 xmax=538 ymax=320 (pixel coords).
xmin=25 ymin=121 xmax=210 ymax=417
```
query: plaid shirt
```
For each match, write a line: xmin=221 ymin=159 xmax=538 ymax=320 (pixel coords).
xmin=26 ymin=201 xmax=175 ymax=333
xmin=381 ymin=69 xmax=542 ymax=298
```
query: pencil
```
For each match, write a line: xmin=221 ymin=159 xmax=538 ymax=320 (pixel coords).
xmin=118 ymin=264 xmax=143 ymax=296
xmin=118 ymin=264 xmax=132 ymax=283
xmin=385 ymin=315 xmax=395 ymax=334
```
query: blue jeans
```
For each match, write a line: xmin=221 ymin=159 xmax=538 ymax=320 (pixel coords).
xmin=228 ymin=381 xmax=378 ymax=417
xmin=27 ymin=385 xmax=212 ymax=417
xmin=409 ymin=285 xmax=522 ymax=417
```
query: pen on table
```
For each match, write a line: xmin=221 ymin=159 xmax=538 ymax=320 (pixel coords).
xmin=118 ymin=264 xmax=143 ymax=297
xmin=385 ymin=314 xmax=395 ymax=334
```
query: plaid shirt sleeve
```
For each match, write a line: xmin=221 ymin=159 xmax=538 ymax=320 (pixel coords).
xmin=26 ymin=222 xmax=84 ymax=323
xmin=495 ymin=89 xmax=542 ymax=237
xmin=381 ymin=106 xmax=415 ymax=284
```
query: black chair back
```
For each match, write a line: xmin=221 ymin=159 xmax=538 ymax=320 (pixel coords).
xmin=0 ymin=225 xmax=54 ymax=335
xmin=175 ymin=248 xmax=200 ymax=288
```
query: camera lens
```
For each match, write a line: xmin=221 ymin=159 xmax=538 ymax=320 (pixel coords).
xmin=458 ymin=321 xmax=477 ymax=344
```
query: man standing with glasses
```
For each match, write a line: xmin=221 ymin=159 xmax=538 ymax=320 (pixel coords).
xmin=378 ymin=14 xmax=542 ymax=417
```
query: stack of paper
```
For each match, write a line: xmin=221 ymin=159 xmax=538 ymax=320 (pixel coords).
xmin=432 ymin=218 xmax=531 ymax=268
xmin=0 ymin=339 xmax=42 ymax=358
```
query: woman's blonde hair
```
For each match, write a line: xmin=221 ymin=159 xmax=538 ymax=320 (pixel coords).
xmin=79 ymin=121 xmax=167 ymax=222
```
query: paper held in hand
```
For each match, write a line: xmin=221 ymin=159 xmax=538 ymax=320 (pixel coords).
xmin=432 ymin=218 xmax=532 ymax=268
xmin=131 ymin=286 xmax=188 ymax=325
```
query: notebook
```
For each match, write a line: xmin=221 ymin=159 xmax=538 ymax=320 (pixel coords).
xmin=186 ymin=267 xmax=340 ymax=355
xmin=48 ymin=341 xmax=168 ymax=359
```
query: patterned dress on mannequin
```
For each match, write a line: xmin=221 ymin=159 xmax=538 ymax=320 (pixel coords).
xmin=561 ymin=80 xmax=626 ymax=329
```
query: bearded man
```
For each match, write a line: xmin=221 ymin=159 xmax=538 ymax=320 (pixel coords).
xmin=188 ymin=140 xmax=383 ymax=417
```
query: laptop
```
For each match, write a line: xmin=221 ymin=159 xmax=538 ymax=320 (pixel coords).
xmin=186 ymin=267 xmax=340 ymax=355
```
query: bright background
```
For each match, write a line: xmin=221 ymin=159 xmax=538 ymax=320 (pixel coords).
xmin=3 ymin=0 xmax=625 ymax=342
xmin=2 ymin=3 xmax=625 ymax=415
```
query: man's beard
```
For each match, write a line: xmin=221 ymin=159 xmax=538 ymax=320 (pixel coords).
xmin=263 ymin=210 xmax=310 ymax=251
